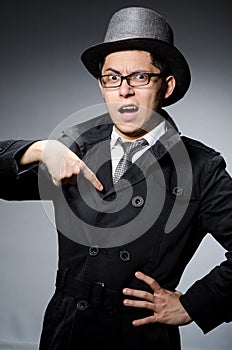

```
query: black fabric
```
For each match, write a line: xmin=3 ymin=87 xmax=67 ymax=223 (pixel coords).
xmin=0 ymin=111 xmax=232 ymax=348
xmin=39 ymin=270 xmax=181 ymax=350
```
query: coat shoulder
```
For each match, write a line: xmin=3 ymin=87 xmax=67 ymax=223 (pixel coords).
xmin=181 ymin=135 xmax=219 ymax=154
xmin=180 ymin=136 xmax=227 ymax=185
xmin=181 ymin=136 xmax=221 ymax=162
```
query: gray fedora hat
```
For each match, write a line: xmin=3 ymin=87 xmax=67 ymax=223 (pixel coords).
xmin=81 ymin=7 xmax=191 ymax=106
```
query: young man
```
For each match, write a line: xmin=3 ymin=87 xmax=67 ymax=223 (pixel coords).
xmin=0 ymin=7 xmax=231 ymax=350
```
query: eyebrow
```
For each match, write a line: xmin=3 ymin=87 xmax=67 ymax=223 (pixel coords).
xmin=103 ymin=68 xmax=151 ymax=75
xmin=104 ymin=68 xmax=121 ymax=74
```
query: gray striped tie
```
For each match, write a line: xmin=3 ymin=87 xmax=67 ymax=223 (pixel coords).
xmin=113 ymin=138 xmax=148 ymax=184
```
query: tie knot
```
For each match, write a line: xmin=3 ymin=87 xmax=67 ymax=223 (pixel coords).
xmin=119 ymin=138 xmax=148 ymax=160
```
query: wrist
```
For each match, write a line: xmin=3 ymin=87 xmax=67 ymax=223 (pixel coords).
xmin=19 ymin=140 xmax=47 ymax=165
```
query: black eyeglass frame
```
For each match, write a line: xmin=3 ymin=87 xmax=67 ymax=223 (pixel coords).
xmin=99 ymin=72 xmax=164 ymax=88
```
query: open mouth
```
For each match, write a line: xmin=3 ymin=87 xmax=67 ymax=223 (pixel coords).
xmin=118 ymin=105 xmax=139 ymax=114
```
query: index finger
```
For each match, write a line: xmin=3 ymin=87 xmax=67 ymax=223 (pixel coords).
xmin=135 ymin=271 xmax=161 ymax=292
xmin=80 ymin=162 xmax=103 ymax=191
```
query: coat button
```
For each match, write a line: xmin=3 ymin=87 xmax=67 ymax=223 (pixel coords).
xmin=89 ymin=245 xmax=99 ymax=256
xmin=119 ymin=249 xmax=131 ymax=262
xmin=172 ymin=186 xmax=183 ymax=196
xmin=132 ymin=195 xmax=144 ymax=207
xmin=76 ymin=300 xmax=89 ymax=311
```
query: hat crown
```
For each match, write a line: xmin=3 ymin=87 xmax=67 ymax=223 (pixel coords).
xmin=104 ymin=7 xmax=174 ymax=45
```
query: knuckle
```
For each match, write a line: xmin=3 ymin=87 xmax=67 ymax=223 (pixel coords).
xmin=144 ymin=301 xmax=150 ymax=308
xmin=90 ymin=172 xmax=96 ymax=181
xmin=75 ymin=166 xmax=81 ymax=175
xmin=143 ymin=291 xmax=150 ymax=299
xmin=66 ymin=171 xmax=73 ymax=178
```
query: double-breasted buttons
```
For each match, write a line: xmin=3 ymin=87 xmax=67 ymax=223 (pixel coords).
xmin=88 ymin=245 xmax=99 ymax=256
xmin=119 ymin=249 xmax=131 ymax=262
xmin=172 ymin=186 xmax=183 ymax=196
xmin=76 ymin=300 xmax=89 ymax=311
xmin=131 ymin=195 xmax=144 ymax=207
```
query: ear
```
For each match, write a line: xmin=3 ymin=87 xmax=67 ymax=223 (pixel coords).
xmin=164 ymin=76 xmax=176 ymax=99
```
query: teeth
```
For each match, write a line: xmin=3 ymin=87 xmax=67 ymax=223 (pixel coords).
xmin=120 ymin=106 xmax=138 ymax=113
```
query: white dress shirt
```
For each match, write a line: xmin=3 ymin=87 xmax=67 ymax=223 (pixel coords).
xmin=110 ymin=121 xmax=167 ymax=176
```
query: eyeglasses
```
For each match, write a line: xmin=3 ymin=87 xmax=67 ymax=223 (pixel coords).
xmin=99 ymin=72 xmax=163 ymax=88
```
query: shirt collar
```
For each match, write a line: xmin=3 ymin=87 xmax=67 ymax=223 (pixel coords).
xmin=111 ymin=121 xmax=167 ymax=149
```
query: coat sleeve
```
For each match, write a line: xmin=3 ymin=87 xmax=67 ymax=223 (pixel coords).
xmin=0 ymin=139 xmax=54 ymax=201
xmin=180 ymin=154 xmax=232 ymax=333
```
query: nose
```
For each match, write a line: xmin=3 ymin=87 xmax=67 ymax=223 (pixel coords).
xmin=119 ymin=79 xmax=135 ymax=97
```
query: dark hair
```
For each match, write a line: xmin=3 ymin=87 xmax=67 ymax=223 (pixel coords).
xmin=99 ymin=51 xmax=171 ymax=77
xmin=150 ymin=53 xmax=171 ymax=77
xmin=149 ymin=53 xmax=171 ymax=106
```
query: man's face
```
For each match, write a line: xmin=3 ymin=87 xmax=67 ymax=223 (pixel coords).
xmin=98 ymin=50 xmax=175 ymax=140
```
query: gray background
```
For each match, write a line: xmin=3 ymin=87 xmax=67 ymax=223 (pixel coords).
xmin=0 ymin=0 xmax=231 ymax=349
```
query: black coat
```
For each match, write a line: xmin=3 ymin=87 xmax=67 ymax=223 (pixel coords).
xmin=0 ymin=111 xmax=232 ymax=349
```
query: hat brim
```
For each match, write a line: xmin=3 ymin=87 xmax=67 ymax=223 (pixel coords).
xmin=81 ymin=38 xmax=191 ymax=106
